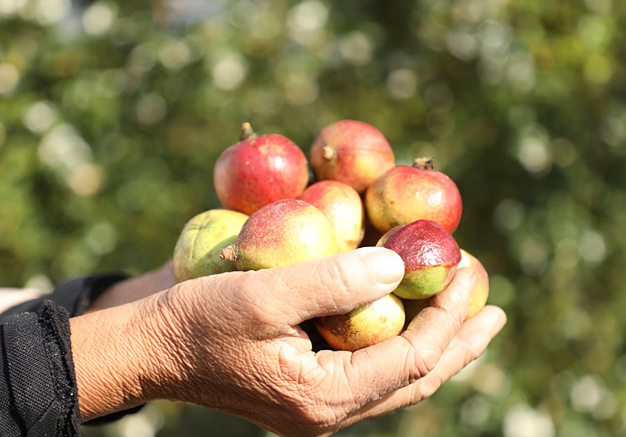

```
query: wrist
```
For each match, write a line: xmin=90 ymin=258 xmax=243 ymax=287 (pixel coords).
xmin=71 ymin=293 xmax=176 ymax=420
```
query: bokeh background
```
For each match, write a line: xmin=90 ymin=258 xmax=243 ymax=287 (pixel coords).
xmin=2 ymin=0 xmax=626 ymax=436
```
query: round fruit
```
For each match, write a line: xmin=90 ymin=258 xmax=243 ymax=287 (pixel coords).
xmin=377 ymin=220 xmax=461 ymax=299
xmin=459 ymin=249 xmax=489 ymax=319
xmin=310 ymin=120 xmax=395 ymax=193
xmin=297 ymin=181 xmax=365 ymax=252
xmin=402 ymin=250 xmax=489 ymax=322
xmin=221 ymin=199 xmax=339 ymax=271
xmin=173 ymin=209 xmax=249 ymax=282
xmin=214 ymin=123 xmax=309 ymax=216
xmin=314 ymin=294 xmax=405 ymax=351
xmin=365 ymin=158 xmax=463 ymax=234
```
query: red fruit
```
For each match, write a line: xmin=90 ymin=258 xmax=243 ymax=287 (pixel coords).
xmin=297 ymin=181 xmax=365 ymax=252
xmin=214 ymin=123 xmax=309 ymax=216
xmin=366 ymin=158 xmax=462 ymax=234
xmin=377 ymin=220 xmax=461 ymax=299
xmin=221 ymin=199 xmax=339 ymax=271
xmin=310 ymin=120 xmax=395 ymax=193
xmin=403 ymin=249 xmax=490 ymax=322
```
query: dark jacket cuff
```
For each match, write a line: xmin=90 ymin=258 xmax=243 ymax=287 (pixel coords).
xmin=0 ymin=301 xmax=81 ymax=436
xmin=0 ymin=274 xmax=129 ymax=322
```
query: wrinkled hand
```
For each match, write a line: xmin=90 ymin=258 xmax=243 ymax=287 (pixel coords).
xmin=142 ymin=247 xmax=506 ymax=437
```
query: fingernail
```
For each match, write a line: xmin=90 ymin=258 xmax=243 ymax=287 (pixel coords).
xmin=361 ymin=247 xmax=405 ymax=284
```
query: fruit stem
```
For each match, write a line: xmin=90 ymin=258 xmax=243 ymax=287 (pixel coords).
xmin=221 ymin=245 xmax=238 ymax=262
xmin=322 ymin=145 xmax=336 ymax=161
xmin=240 ymin=122 xmax=258 ymax=141
xmin=413 ymin=157 xmax=435 ymax=170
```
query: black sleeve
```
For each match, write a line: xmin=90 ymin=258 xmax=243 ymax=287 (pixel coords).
xmin=0 ymin=301 xmax=82 ymax=437
xmin=0 ymin=274 xmax=144 ymax=430
xmin=0 ymin=274 xmax=129 ymax=323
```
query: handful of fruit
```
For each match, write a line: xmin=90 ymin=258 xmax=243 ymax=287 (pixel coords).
xmin=173 ymin=120 xmax=489 ymax=351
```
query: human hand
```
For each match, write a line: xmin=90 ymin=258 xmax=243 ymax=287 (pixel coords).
xmin=127 ymin=248 xmax=505 ymax=436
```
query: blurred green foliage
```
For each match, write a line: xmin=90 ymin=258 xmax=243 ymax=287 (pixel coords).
xmin=2 ymin=0 xmax=626 ymax=436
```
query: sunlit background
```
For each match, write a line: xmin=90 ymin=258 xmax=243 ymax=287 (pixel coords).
xmin=2 ymin=0 xmax=626 ymax=436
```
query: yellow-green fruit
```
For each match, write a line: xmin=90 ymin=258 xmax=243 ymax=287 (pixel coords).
xmin=402 ymin=249 xmax=490 ymax=322
xmin=173 ymin=209 xmax=249 ymax=282
xmin=459 ymin=249 xmax=490 ymax=319
xmin=221 ymin=199 xmax=339 ymax=271
xmin=314 ymin=294 xmax=405 ymax=351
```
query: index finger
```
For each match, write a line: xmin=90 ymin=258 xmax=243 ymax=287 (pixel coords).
xmin=331 ymin=268 xmax=475 ymax=406
xmin=342 ymin=305 xmax=507 ymax=426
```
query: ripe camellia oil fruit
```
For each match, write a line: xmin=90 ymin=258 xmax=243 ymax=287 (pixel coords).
xmin=377 ymin=220 xmax=461 ymax=299
xmin=214 ymin=123 xmax=309 ymax=216
xmin=297 ymin=180 xmax=365 ymax=252
xmin=403 ymin=251 xmax=489 ymax=321
xmin=221 ymin=199 xmax=339 ymax=271
xmin=173 ymin=209 xmax=249 ymax=282
xmin=459 ymin=249 xmax=489 ymax=319
xmin=310 ymin=120 xmax=395 ymax=193
xmin=366 ymin=157 xmax=463 ymax=234
xmin=314 ymin=294 xmax=405 ymax=351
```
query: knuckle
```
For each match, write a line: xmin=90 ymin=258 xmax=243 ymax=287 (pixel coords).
xmin=420 ymin=372 xmax=445 ymax=400
xmin=402 ymin=337 xmax=442 ymax=384
xmin=297 ymin=405 xmax=336 ymax=429
xmin=433 ymin=305 xmax=464 ymax=331
xmin=415 ymin=347 xmax=440 ymax=379
xmin=228 ymin=271 xmax=284 ymax=325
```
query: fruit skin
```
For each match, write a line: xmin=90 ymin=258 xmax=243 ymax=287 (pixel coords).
xmin=459 ymin=249 xmax=489 ymax=319
xmin=377 ymin=220 xmax=461 ymax=299
xmin=221 ymin=199 xmax=339 ymax=271
xmin=214 ymin=123 xmax=309 ymax=216
xmin=173 ymin=209 xmax=249 ymax=282
xmin=365 ymin=160 xmax=463 ymax=234
xmin=314 ymin=294 xmax=405 ymax=351
xmin=297 ymin=181 xmax=365 ymax=252
xmin=310 ymin=120 xmax=395 ymax=193
xmin=402 ymin=251 xmax=489 ymax=321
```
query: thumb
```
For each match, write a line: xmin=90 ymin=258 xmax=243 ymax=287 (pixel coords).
xmin=246 ymin=247 xmax=405 ymax=326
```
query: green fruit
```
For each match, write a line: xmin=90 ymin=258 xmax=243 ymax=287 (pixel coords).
xmin=173 ymin=209 xmax=249 ymax=282
xmin=315 ymin=294 xmax=405 ymax=351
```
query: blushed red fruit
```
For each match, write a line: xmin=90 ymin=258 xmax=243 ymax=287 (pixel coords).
xmin=314 ymin=294 xmax=405 ymax=351
xmin=310 ymin=120 xmax=395 ymax=193
xmin=297 ymin=181 xmax=365 ymax=252
xmin=365 ymin=158 xmax=463 ymax=234
xmin=221 ymin=199 xmax=339 ymax=271
xmin=377 ymin=220 xmax=461 ymax=299
xmin=402 ymin=250 xmax=489 ymax=322
xmin=459 ymin=249 xmax=489 ymax=319
xmin=214 ymin=123 xmax=309 ymax=216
